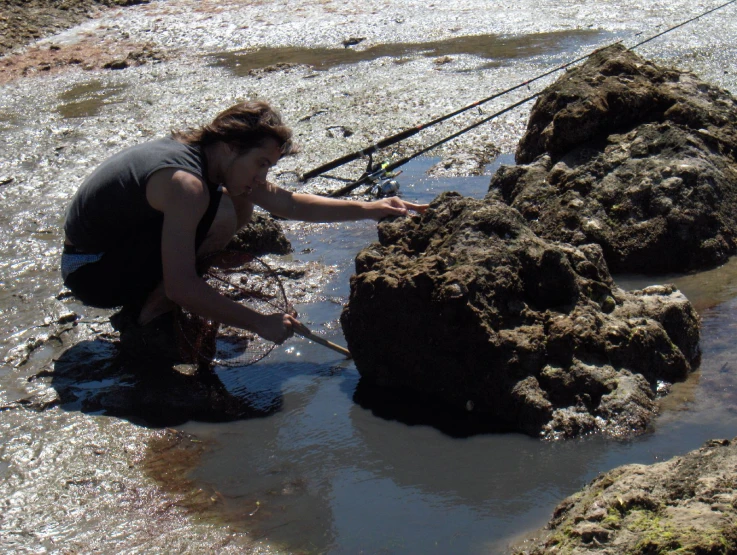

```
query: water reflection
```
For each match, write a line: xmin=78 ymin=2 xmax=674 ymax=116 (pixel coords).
xmin=352 ymin=378 xmax=508 ymax=437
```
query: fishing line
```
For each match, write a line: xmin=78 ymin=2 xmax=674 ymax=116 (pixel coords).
xmin=300 ymin=43 xmax=621 ymax=182
xmin=302 ymin=0 xmax=737 ymax=196
xmin=629 ymin=0 xmax=737 ymax=50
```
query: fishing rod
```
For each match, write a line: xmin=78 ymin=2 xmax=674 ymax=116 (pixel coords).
xmin=326 ymin=94 xmax=538 ymax=197
xmin=301 ymin=44 xmax=617 ymax=184
xmin=306 ymin=0 xmax=737 ymax=197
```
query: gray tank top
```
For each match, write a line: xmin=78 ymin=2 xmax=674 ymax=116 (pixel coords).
xmin=64 ymin=138 xmax=213 ymax=252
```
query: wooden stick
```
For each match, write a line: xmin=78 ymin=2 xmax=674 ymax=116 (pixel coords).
xmin=293 ymin=322 xmax=352 ymax=359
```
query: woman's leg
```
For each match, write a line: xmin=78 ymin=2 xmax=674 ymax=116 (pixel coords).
xmin=137 ymin=195 xmax=237 ymax=325
xmin=196 ymin=192 xmax=237 ymax=257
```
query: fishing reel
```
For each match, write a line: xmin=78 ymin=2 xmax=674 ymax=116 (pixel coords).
xmin=361 ymin=154 xmax=401 ymax=198
xmin=371 ymin=177 xmax=400 ymax=198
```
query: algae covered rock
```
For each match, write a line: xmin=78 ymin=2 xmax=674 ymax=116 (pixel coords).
xmin=514 ymin=438 xmax=737 ymax=554
xmin=340 ymin=192 xmax=700 ymax=439
xmin=490 ymin=44 xmax=737 ymax=273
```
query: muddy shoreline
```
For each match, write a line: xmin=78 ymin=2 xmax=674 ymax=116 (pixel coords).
xmin=0 ymin=0 xmax=150 ymax=56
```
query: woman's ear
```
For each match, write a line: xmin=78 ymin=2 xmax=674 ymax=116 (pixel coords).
xmin=221 ymin=142 xmax=242 ymax=166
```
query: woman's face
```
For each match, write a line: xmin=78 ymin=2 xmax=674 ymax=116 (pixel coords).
xmin=223 ymin=137 xmax=281 ymax=196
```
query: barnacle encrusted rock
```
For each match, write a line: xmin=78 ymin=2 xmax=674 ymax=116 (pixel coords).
xmin=340 ymin=193 xmax=700 ymax=439
xmin=514 ymin=438 xmax=737 ymax=554
xmin=489 ymin=44 xmax=737 ymax=273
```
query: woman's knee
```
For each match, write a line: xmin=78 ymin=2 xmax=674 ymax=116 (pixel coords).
xmin=198 ymin=195 xmax=237 ymax=255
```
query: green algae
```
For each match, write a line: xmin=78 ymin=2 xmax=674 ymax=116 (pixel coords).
xmin=629 ymin=509 xmax=736 ymax=555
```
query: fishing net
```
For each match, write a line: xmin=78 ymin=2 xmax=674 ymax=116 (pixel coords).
xmin=176 ymin=250 xmax=292 ymax=368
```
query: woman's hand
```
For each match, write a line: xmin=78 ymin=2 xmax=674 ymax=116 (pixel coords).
xmin=250 ymin=182 xmax=429 ymax=223
xmin=254 ymin=312 xmax=299 ymax=344
xmin=365 ymin=197 xmax=428 ymax=221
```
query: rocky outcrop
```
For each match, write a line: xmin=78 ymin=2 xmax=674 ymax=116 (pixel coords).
xmin=340 ymin=193 xmax=700 ymax=439
xmin=514 ymin=438 xmax=737 ymax=554
xmin=489 ymin=44 xmax=737 ymax=273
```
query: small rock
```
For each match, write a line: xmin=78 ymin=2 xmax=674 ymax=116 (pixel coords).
xmin=226 ymin=212 xmax=292 ymax=255
xmin=342 ymin=37 xmax=365 ymax=48
xmin=571 ymin=522 xmax=610 ymax=543
xmin=104 ymin=59 xmax=129 ymax=70
xmin=326 ymin=125 xmax=354 ymax=138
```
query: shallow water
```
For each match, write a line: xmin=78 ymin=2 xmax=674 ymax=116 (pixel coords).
xmin=211 ymin=30 xmax=606 ymax=75
xmin=174 ymin=158 xmax=737 ymax=554
xmin=56 ymin=80 xmax=130 ymax=119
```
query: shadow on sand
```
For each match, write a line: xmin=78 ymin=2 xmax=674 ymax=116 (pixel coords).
xmin=44 ymin=338 xmax=286 ymax=427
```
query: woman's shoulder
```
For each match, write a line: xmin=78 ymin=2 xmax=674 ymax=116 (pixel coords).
xmin=122 ymin=137 xmax=205 ymax=180
xmin=111 ymin=136 xmax=196 ymax=156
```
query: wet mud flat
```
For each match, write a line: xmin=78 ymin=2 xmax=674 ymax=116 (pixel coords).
xmin=2 ymin=0 xmax=737 ymax=553
xmin=0 ymin=0 xmax=151 ymax=56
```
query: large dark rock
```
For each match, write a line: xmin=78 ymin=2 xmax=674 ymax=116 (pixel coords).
xmin=340 ymin=193 xmax=700 ymax=439
xmin=513 ymin=438 xmax=737 ymax=554
xmin=489 ymin=44 xmax=737 ymax=273
xmin=226 ymin=212 xmax=292 ymax=255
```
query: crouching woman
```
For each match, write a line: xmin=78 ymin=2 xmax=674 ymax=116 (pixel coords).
xmin=61 ymin=100 xmax=426 ymax=360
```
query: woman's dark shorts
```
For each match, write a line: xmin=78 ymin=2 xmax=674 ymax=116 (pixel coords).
xmin=62 ymin=187 xmax=223 ymax=309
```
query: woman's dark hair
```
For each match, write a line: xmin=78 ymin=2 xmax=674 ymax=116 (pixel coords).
xmin=172 ymin=100 xmax=297 ymax=156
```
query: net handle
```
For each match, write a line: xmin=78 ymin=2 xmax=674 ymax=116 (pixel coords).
xmin=293 ymin=321 xmax=352 ymax=358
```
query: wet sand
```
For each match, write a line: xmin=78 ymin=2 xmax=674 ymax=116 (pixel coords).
xmin=0 ymin=0 xmax=151 ymax=56
xmin=2 ymin=0 xmax=737 ymax=552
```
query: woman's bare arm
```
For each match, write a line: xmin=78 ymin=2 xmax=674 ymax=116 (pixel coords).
xmin=249 ymin=182 xmax=427 ymax=222
xmin=146 ymin=169 xmax=295 ymax=343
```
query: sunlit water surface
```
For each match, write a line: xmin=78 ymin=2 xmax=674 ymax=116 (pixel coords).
xmin=178 ymin=157 xmax=737 ymax=554
xmin=2 ymin=2 xmax=737 ymax=550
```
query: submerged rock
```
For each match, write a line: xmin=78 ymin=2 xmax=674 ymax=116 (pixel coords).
xmin=340 ymin=193 xmax=700 ymax=439
xmin=489 ymin=44 xmax=737 ymax=273
xmin=514 ymin=438 xmax=737 ymax=554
